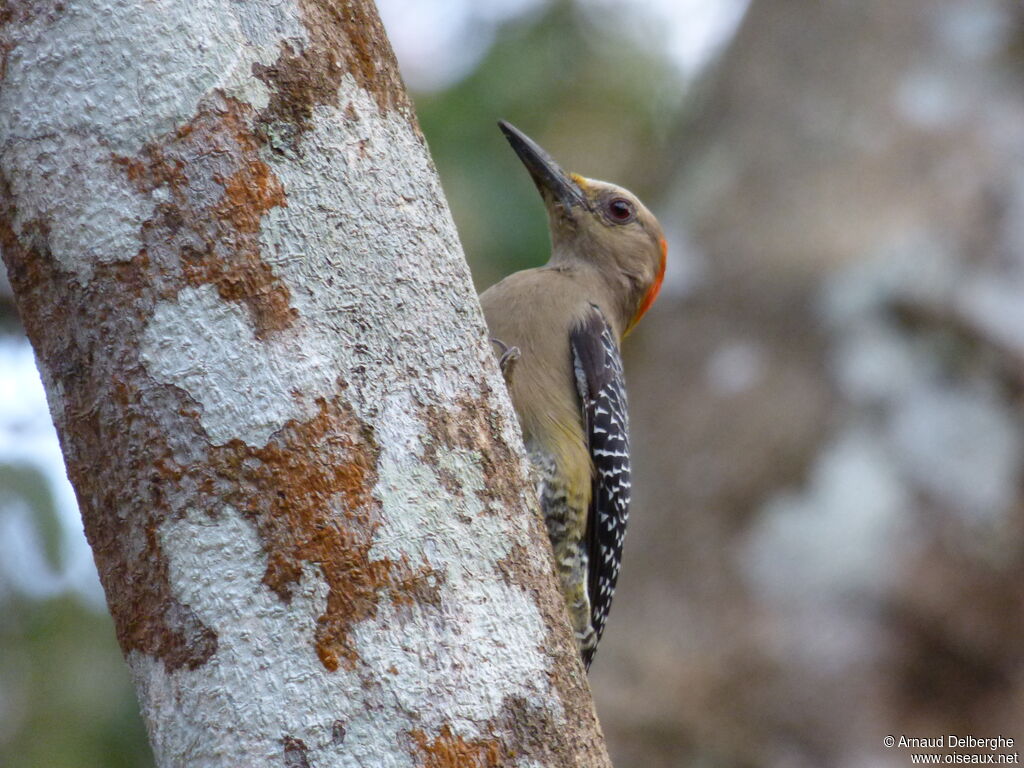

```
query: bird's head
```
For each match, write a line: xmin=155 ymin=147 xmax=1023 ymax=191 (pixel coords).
xmin=499 ymin=120 xmax=667 ymax=335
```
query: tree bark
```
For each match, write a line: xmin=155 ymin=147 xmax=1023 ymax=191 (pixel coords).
xmin=0 ymin=1 xmax=611 ymax=766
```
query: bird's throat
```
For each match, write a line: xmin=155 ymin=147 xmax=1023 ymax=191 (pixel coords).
xmin=625 ymin=237 xmax=667 ymax=336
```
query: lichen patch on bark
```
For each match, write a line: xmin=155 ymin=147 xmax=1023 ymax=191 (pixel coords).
xmin=0 ymin=0 xmax=306 ymax=283
xmin=422 ymin=391 xmax=531 ymax=512
xmin=204 ymin=397 xmax=442 ymax=671
xmin=283 ymin=736 xmax=311 ymax=768
xmin=253 ymin=0 xmax=414 ymax=155
xmin=492 ymin=695 xmax=582 ymax=767
xmin=410 ymin=725 xmax=503 ymax=768
xmin=0 ymin=1 xmax=65 ymax=80
xmin=406 ymin=692 xmax=588 ymax=768
xmin=116 ymin=94 xmax=295 ymax=338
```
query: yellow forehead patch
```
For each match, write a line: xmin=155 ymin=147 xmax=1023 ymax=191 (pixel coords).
xmin=570 ymin=173 xmax=590 ymax=191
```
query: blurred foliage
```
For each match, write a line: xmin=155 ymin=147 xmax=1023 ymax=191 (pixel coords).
xmin=0 ymin=464 xmax=61 ymax=570
xmin=0 ymin=456 xmax=154 ymax=766
xmin=0 ymin=595 xmax=150 ymax=768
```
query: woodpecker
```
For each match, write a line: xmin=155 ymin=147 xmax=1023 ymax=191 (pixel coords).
xmin=481 ymin=122 xmax=666 ymax=669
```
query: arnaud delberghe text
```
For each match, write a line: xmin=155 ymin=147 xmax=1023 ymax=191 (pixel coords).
xmin=899 ymin=736 xmax=1016 ymax=751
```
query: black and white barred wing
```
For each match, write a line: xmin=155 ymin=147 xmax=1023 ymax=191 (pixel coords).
xmin=570 ymin=305 xmax=630 ymax=666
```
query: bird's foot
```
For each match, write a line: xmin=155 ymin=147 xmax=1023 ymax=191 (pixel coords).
xmin=490 ymin=338 xmax=521 ymax=386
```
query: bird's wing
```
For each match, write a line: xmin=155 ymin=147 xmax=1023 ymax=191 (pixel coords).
xmin=570 ymin=304 xmax=631 ymax=667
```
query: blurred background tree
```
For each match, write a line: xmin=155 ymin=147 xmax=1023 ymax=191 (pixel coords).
xmin=2 ymin=1 xmax=1022 ymax=766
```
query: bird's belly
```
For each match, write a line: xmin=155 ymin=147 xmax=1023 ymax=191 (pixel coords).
xmin=527 ymin=443 xmax=597 ymax=654
xmin=527 ymin=444 xmax=588 ymax=542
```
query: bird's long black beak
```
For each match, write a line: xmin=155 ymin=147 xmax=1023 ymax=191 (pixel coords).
xmin=498 ymin=120 xmax=588 ymax=211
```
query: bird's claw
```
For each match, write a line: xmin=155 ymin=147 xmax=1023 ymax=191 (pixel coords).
xmin=490 ymin=338 xmax=521 ymax=386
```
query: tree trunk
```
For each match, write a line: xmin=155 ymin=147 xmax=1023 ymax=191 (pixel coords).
xmin=0 ymin=1 xmax=611 ymax=765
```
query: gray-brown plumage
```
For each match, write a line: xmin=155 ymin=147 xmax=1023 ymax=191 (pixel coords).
xmin=480 ymin=121 xmax=667 ymax=668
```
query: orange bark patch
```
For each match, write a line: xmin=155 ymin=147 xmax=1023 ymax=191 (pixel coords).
xmin=253 ymin=0 xmax=415 ymax=154
xmin=494 ymin=541 xmax=537 ymax=589
xmin=283 ymin=736 xmax=311 ymax=768
xmin=410 ymin=725 xmax=503 ymax=768
xmin=218 ymin=158 xmax=286 ymax=234
xmin=208 ymin=397 xmax=442 ymax=671
xmin=114 ymin=95 xmax=295 ymax=338
xmin=423 ymin=391 xmax=527 ymax=512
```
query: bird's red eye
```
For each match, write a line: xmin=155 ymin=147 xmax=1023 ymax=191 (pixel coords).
xmin=607 ymin=197 xmax=635 ymax=223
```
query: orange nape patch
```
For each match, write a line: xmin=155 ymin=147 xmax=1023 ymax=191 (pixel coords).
xmin=625 ymin=236 xmax=667 ymax=336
